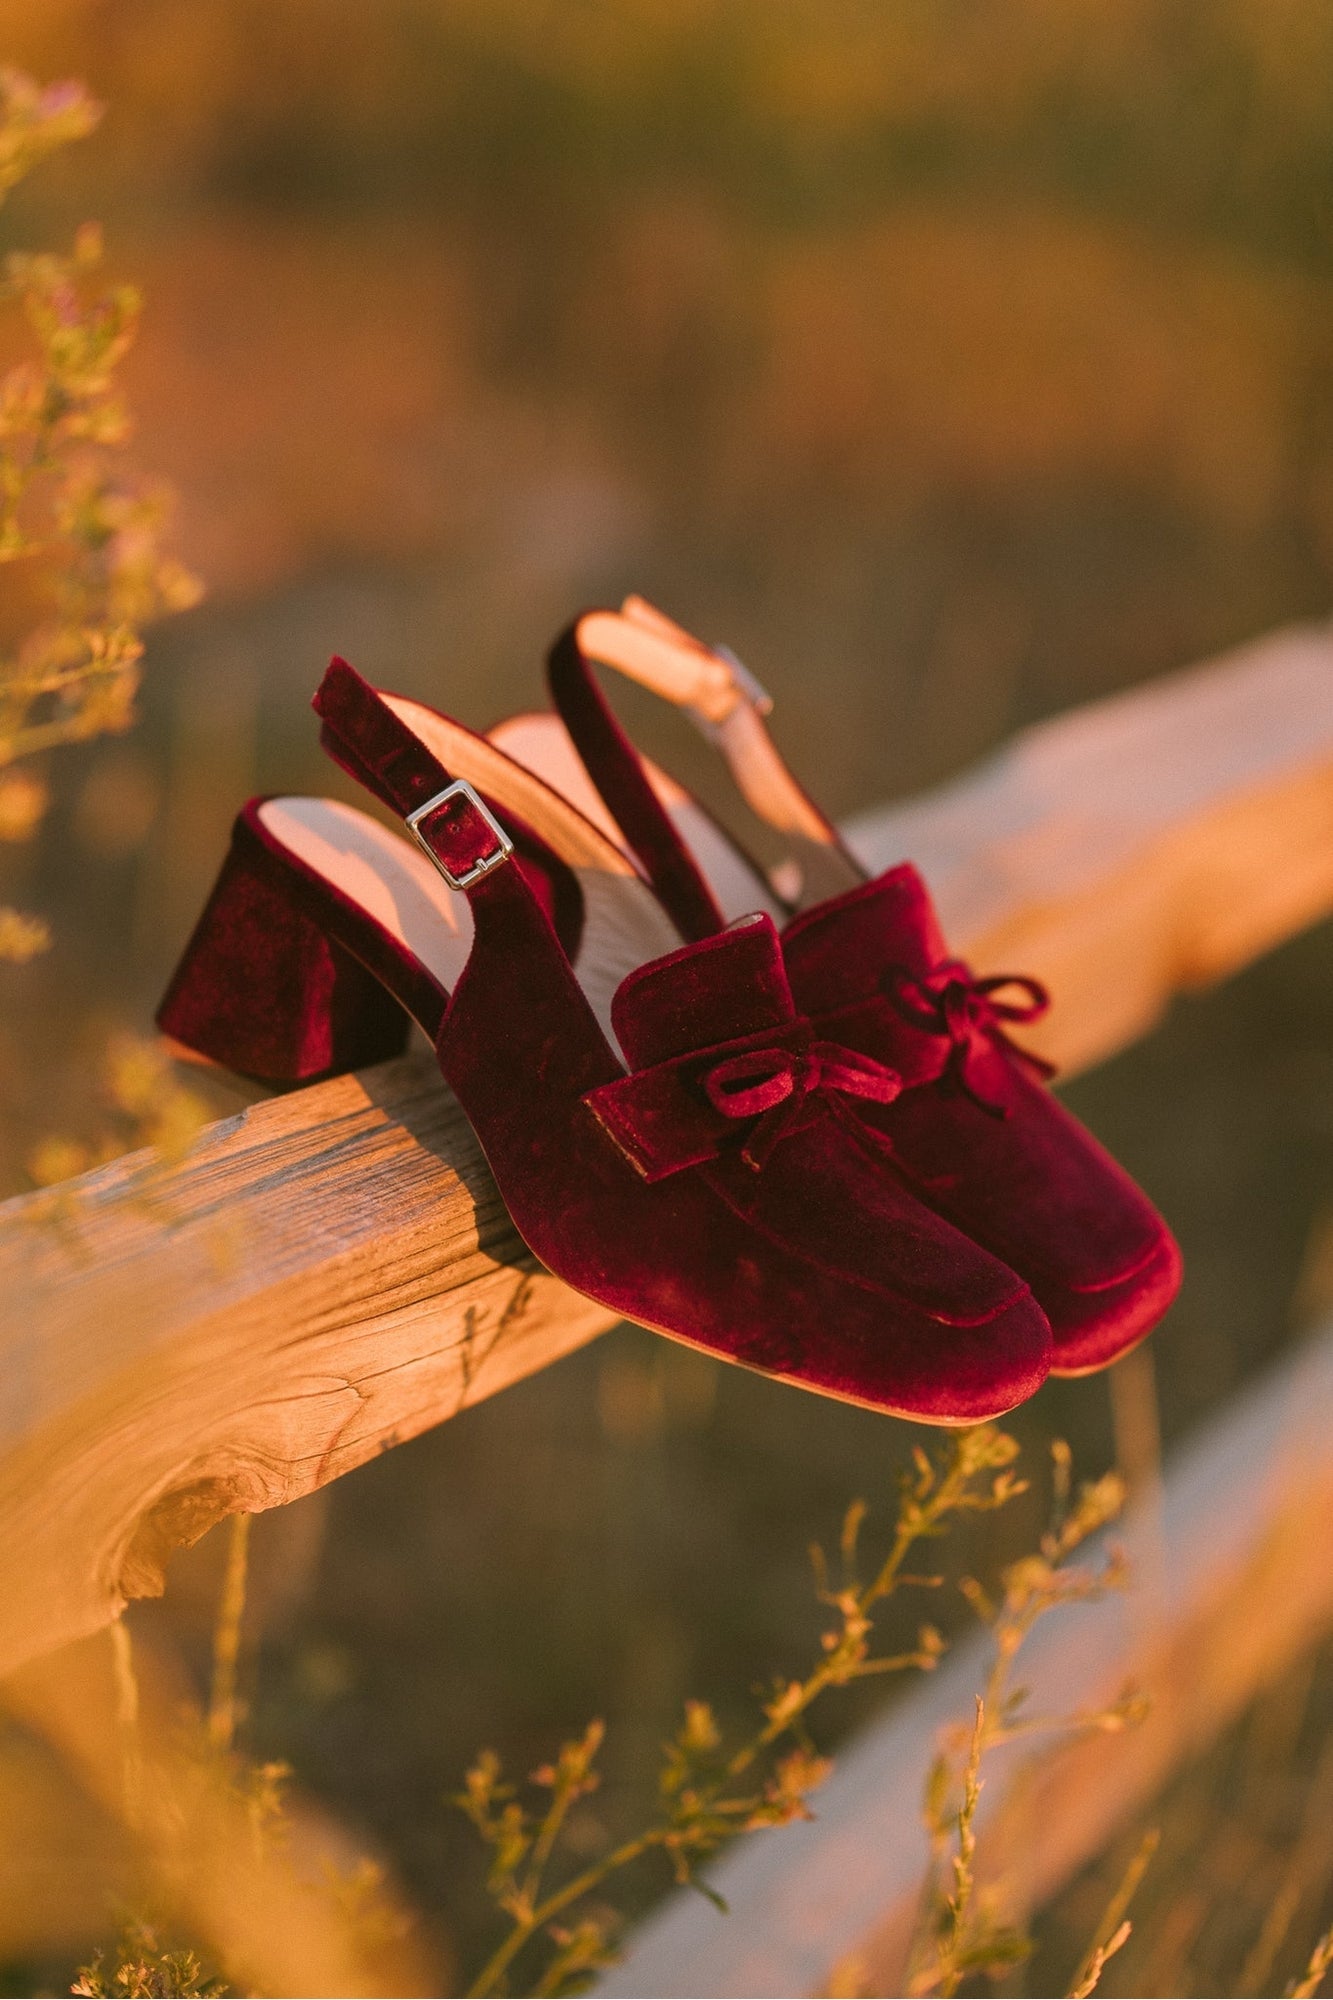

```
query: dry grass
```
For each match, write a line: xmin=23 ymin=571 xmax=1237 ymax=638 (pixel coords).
xmin=1025 ymin=1634 xmax=1333 ymax=1998
xmin=0 ymin=1425 xmax=1169 ymax=1997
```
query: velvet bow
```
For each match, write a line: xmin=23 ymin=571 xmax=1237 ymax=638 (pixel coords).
xmin=885 ymin=960 xmax=1054 ymax=1116
xmin=702 ymin=1040 xmax=902 ymax=1169
xmin=584 ymin=1022 xmax=902 ymax=1181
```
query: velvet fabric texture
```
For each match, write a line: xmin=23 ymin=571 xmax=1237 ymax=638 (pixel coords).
xmin=781 ymin=867 xmax=1182 ymax=1373
xmin=547 ymin=623 xmax=726 ymax=941
xmin=585 ymin=920 xmax=902 ymax=1179
xmin=534 ymin=611 xmax=1182 ymax=1373
xmin=158 ymin=658 xmax=1055 ymax=1422
xmin=157 ymin=803 xmax=432 ymax=1082
xmin=440 ymin=889 xmax=1052 ymax=1420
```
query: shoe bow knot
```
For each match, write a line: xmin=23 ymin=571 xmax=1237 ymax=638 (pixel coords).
xmin=703 ymin=1040 xmax=902 ymax=1170
xmin=583 ymin=1024 xmax=900 ymax=1181
xmin=885 ymin=961 xmax=1054 ymax=1116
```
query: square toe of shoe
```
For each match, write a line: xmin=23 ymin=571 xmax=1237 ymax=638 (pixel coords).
xmin=703 ymin=1121 xmax=1034 ymax=1326
xmin=1044 ymin=1233 xmax=1184 ymax=1374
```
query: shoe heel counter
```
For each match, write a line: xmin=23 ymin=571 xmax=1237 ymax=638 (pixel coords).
xmin=156 ymin=819 xmax=411 ymax=1084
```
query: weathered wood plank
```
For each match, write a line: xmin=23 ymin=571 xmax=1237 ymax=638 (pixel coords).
xmin=0 ymin=1058 xmax=614 ymax=1676
xmin=1 ymin=618 xmax=1331 ymax=1677
xmin=598 ymin=1317 xmax=1333 ymax=1998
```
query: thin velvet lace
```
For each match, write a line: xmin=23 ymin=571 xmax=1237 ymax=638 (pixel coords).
xmin=883 ymin=962 xmax=1055 ymax=1116
xmin=582 ymin=1015 xmax=903 ymax=1185
xmin=704 ymin=1040 xmax=901 ymax=1170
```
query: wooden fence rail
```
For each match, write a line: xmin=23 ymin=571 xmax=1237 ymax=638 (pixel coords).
xmin=1 ymin=618 xmax=1331 ymax=1684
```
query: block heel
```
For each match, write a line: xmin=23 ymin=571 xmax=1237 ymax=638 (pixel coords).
xmin=157 ymin=819 xmax=411 ymax=1084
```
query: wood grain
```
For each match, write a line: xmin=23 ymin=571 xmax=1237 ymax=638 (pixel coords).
xmin=0 ymin=1055 xmax=613 ymax=1675
xmin=2 ymin=617 xmax=1331 ymax=1677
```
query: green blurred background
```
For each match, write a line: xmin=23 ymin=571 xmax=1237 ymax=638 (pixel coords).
xmin=1 ymin=4 xmax=1331 ymax=1991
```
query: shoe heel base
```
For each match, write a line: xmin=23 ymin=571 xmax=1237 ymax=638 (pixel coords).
xmin=156 ymin=828 xmax=410 ymax=1085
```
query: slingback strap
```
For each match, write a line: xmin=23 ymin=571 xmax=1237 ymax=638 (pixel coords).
xmin=579 ymin=597 xmax=847 ymax=848
xmin=313 ymin=656 xmax=514 ymax=891
xmin=547 ymin=619 xmax=727 ymax=942
xmin=551 ymin=599 xmax=862 ymax=939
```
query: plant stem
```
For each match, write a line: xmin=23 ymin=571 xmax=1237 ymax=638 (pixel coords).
xmin=1067 ymin=1827 xmax=1159 ymax=2000
xmin=208 ymin=1512 xmax=251 ymax=1753
xmin=1292 ymin=1926 xmax=1333 ymax=2000
xmin=724 ymin=1455 xmax=969 ymax=1782
xmin=108 ymin=1615 xmax=143 ymax=1829
xmin=468 ymin=1829 xmax=667 ymax=1998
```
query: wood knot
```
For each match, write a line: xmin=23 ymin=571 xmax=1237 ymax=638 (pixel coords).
xmin=119 ymin=1476 xmax=253 ymax=1601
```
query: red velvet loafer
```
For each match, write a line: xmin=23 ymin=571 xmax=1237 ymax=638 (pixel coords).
xmin=482 ymin=601 xmax=1182 ymax=1376
xmin=157 ymin=658 xmax=1052 ymax=1423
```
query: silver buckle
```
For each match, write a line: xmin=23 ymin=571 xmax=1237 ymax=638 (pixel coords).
xmin=405 ymin=779 xmax=514 ymax=891
xmin=685 ymin=641 xmax=774 ymax=744
xmin=713 ymin=643 xmax=774 ymax=716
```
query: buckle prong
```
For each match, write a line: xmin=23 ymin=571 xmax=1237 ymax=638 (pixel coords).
xmin=405 ymin=779 xmax=514 ymax=891
xmin=685 ymin=641 xmax=774 ymax=743
xmin=713 ymin=642 xmax=774 ymax=716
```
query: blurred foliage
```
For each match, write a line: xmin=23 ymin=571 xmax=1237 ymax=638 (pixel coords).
xmin=24 ymin=1028 xmax=207 ymax=1187
xmin=0 ymin=63 xmax=99 ymax=199
xmin=0 ymin=62 xmax=199 ymax=992
xmin=0 ymin=1524 xmax=426 ymax=1997
xmin=71 ymin=1919 xmax=226 ymax=2000
xmin=1028 ymin=1627 xmax=1333 ymax=1998
xmin=907 ymin=1444 xmax=1139 ymax=1998
xmin=3 ymin=0 xmax=1333 ymax=270
xmin=0 ymin=68 xmax=201 ymax=776
xmin=0 ymin=1 xmax=1330 ymax=605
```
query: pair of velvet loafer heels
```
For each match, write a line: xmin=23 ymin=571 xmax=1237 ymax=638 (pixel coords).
xmin=158 ymin=599 xmax=1181 ymax=1425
